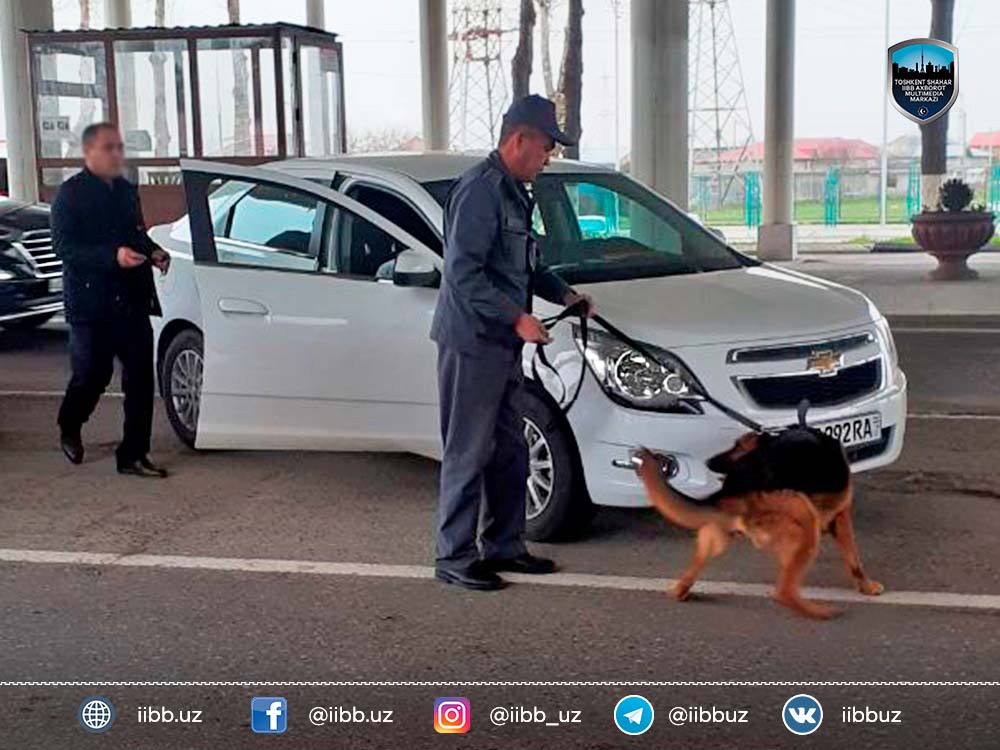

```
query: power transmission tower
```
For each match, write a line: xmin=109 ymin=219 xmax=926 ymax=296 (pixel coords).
xmin=449 ymin=0 xmax=508 ymax=151
xmin=688 ymin=0 xmax=755 ymax=212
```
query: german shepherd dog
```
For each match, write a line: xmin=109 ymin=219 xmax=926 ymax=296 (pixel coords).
xmin=637 ymin=426 xmax=883 ymax=619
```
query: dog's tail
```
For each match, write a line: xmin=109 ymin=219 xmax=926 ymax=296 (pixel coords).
xmin=636 ymin=449 xmax=739 ymax=532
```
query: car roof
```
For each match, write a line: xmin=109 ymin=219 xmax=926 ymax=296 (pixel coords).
xmin=266 ymin=151 xmax=616 ymax=183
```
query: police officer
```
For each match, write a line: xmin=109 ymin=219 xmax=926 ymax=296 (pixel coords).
xmin=53 ymin=122 xmax=171 ymax=477
xmin=431 ymin=95 xmax=594 ymax=591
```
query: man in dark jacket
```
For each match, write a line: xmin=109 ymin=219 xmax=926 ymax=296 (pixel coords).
xmin=430 ymin=95 xmax=593 ymax=590
xmin=53 ymin=122 xmax=171 ymax=477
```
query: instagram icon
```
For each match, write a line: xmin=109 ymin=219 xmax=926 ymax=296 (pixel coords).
xmin=434 ymin=697 xmax=471 ymax=734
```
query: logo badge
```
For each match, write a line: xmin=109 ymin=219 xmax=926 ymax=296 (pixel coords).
xmin=806 ymin=349 xmax=843 ymax=376
xmin=613 ymin=694 xmax=655 ymax=736
xmin=434 ymin=697 xmax=471 ymax=733
xmin=888 ymin=37 xmax=958 ymax=124
xmin=251 ymin=697 xmax=288 ymax=734
xmin=78 ymin=696 xmax=116 ymax=733
xmin=782 ymin=693 xmax=823 ymax=735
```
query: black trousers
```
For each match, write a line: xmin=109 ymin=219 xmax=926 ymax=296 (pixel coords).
xmin=435 ymin=344 xmax=528 ymax=570
xmin=57 ymin=315 xmax=154 ymax=463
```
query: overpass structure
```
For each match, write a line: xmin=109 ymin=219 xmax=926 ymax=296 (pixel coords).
xmin=0 ymin=0 xmax=799 ymax=259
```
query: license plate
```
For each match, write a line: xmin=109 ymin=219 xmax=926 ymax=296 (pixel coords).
xmin=814 ymin=412 xmax=882 ymax=448
xmin=49 ymin=277 xmax=63 ymax=293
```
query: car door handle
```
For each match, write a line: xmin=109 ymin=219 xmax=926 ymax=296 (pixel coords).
xmin=218 ymin=298 xmax=269 ymax=316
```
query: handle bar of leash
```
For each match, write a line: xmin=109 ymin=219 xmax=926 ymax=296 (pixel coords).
xmin=532 ymin=300 xmax=767 ymax=434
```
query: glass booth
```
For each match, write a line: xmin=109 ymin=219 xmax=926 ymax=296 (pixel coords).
xmin=28 ymin=23 xmax=345 ymax=224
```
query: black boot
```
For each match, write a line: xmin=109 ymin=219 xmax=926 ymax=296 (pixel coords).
xmin=60 ymin=431 xmax=84 ymax=465
xmin=117 ymin=455 xmax=168 ymax=478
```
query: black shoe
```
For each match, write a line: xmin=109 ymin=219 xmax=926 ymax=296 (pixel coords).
xmin=60 ymin=432 xmax=84 ymax=465
xmin=435 ymin=561 xmax=505 ymax=591
xmin=484 ymin=553 xmax=558 ymax=575
xmin=117 ymin=456 xmax=168 ymax=478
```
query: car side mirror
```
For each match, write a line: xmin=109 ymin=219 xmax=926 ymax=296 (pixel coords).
xmin=392 ymin=248 xmax=440 ymax=288
xmin=707 ymin=226 xmax=727 ymax=242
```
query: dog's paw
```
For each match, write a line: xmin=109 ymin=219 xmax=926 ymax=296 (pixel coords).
xmin=673 ymin=580 xmax=695 ymax=601
xmin=858 ymin=579 xmax=885 ymax=596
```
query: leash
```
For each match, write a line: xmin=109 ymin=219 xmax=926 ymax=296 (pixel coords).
xmin=532 ymin=300 xmax=767 ymax=433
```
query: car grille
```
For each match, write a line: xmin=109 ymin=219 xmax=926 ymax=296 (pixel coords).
xmin=845 ymin=427 xmax=893 ymax=463
xmin=13 ymin=229 xmax=61 ymax=279
xmin=738 ymin=358 xmax=882 ymax=409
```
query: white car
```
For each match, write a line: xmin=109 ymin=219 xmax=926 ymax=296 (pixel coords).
xmin=151 ymin=154 xmax=906 ymax=540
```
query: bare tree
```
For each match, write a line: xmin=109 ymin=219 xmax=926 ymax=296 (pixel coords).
xmin=228 ymin=0 xmax=252 ymax=155
xmin=556 ymin=0 xmax=583 ymax=159
xmin=920 ymin=0 xmax=954 ymax=204
xmin=536 ymin=0 xmax=557 ymax=99
xmin=511 ymin=0 xmax=536 ymax=100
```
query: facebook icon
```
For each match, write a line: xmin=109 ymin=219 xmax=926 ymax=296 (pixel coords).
xmin=251 ymin=697 xmax=288 ymax=734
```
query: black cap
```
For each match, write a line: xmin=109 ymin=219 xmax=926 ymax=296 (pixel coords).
xmin=501 ymin=94 xmax=575 ymax=146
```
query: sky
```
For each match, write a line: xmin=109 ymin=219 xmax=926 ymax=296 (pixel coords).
xmin=11 ymin=0 xmax=1000 ymax=164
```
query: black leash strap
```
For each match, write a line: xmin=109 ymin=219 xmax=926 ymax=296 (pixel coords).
xmin=533 ymin=301 xmax=766 ymax=433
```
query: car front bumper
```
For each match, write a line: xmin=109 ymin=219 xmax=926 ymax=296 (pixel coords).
xmin=565 ymin=367 xmax=908 ymax=508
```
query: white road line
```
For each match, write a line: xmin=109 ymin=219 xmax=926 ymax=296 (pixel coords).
xmin=893 ymin=327 xmax=1000 ymax=334
xmin=0 ymin=390 xmax=123 ymax=398
xmin=0 ymin=548 xmax=997 ymax=612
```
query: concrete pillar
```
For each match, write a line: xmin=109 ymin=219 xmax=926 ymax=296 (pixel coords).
xmin=0 ymin=0 xmax=53 ymax=202
xmin=419 ymin=0 xmax=449 ymax=151
xmin=757 ymin=0 xmax=797 ymax=260
xmin=630 ymin=0 xmax=688 ymax=208
xmin=306 ymin=0 xmax=325 ymax=28
xmin=105 ymin=0 xmax=136 ymax=134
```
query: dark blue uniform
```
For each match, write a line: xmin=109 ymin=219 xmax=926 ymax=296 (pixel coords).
xmin=431 ymin=151 xmax=571 ymax=570
xmin=52 ymin=169 xmax=161 ymax=464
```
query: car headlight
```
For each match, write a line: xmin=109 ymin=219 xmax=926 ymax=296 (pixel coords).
xmin=0 ymin=270 xmax=14 ymax=281
xmin=573 ymin=325 xmax=704 ymax=413
xmin=874 ymin=316 xmax=898 ymax=368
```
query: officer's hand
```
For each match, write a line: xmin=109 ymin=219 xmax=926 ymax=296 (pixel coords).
xmin=116 ymin=246 xmax=147 ymax=269
xmin=515 ymin=313 xmax=552 ymax=344
xmin=150 ymin=248 xmax=171 ymax=275
xmin=563 ymin=290 xmax=595 ymax=318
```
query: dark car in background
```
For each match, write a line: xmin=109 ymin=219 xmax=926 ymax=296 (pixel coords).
xmin=0 ymin=199 xmax=61 ymax=330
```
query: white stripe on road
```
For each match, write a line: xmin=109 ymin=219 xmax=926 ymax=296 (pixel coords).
xmin=0 ymin=547 xmax=998 ymax=612
xmin=0 ymin=390 xmax=123 ymax=398
xmin=893 ymin=327 xmax=1000 ymax=335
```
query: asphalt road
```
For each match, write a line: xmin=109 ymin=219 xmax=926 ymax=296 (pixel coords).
xmin=1 ymin=322 xmax=998 ymax=749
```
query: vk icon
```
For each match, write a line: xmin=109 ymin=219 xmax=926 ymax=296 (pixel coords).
xmin=782 ymin=693 xmax=823 ymax=735
xmin=251 ymin=697 xmax=288 ymax=734
xmin=613 ymin=694 xmax=655 ymax=736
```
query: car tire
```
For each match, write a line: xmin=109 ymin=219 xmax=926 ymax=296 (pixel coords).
xmin=161 ymin=328 xmax=203 ymax=449
xmin=0 ymin=312 xmax=55 ymax=331
xmin=520 ymin=384 xmax=594 ymax=542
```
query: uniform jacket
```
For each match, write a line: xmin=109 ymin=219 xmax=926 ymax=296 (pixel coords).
xmin=51 ymin=169 xmax=162 ymax=323
xmin=430 ymin=151 xmax=571 ymax=356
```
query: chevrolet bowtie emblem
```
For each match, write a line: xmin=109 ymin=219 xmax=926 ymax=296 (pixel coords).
xmin=806 ymin=350 xmax=843 ymax=376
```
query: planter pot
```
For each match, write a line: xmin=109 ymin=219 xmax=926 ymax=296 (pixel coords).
xmin=911 ymin=210 xmax=995 ymax=281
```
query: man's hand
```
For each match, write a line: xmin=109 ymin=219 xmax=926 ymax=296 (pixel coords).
xmin=515 ymin=313 xmax=552 ymax=344
xmin=116 ymin=246 xmax=147 ymax=268
xmin=563 ymin=290 xmax=595 ymax=317
xmin=150 ymin=248 xmax=171 ymax=275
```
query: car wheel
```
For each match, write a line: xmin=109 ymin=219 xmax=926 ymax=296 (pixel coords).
xmin=161 ymin=328 xmax=203 ymax=448
xmin=520 ymin=385 xmax=593 ymax=542
xmin=0 ymin=312 xmax=55 ymax=331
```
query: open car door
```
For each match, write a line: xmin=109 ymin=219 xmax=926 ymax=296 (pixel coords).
xmin=179 ymin=159 xmax=442 ymax=456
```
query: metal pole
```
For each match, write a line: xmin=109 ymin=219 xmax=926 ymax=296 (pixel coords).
xmin=419 ymin=0 xmax=449 ymax=150
xmin=880 ymin=0 xmax=889 ymax=225
xmin=305 ymin=0 xmax=325 ymax=28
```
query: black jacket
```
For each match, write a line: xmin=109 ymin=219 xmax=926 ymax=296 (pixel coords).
xmin=51 ymin=169 xmax=161 ymax=323
xmin=430 ymin=151 xmax=570 ymax=356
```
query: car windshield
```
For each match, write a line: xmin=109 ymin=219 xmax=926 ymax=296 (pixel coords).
xmin=422 ymin=172 xmax=755 ymax=283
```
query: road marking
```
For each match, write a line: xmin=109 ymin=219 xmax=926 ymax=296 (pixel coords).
xmin=908 ymin=412 xmax=1000 ymax=421
xmin=0 ymin=548 xmax=997 ymax=612
xmin=0 ymin=390 xmax=123 ymax=398
xmin=894 ymin=327 xmax=1000 ymax=335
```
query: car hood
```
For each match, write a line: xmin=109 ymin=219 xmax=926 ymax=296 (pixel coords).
xmin=573 ymin=264 xmax=878 ymax=349
xmin=0 ymin=198 xmax=50 ymax=231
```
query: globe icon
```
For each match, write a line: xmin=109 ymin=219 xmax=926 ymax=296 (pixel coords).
xmin=79 ymin=697 xmax=115 ymax=732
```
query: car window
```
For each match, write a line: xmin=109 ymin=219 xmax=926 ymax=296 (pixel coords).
xmin=345 ymin=183 xmax=442 ymax=255
xmin=322 ymin=206 xmax=407 ymax=280
xmin=211 ymin=180 xmax=321 ymax=272
xmin=533 ymin=174 xmax=753 ymax=284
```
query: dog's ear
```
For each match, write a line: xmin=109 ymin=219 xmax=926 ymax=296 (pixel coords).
xmin=797 ymin=399 xmax=811 ymax=427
